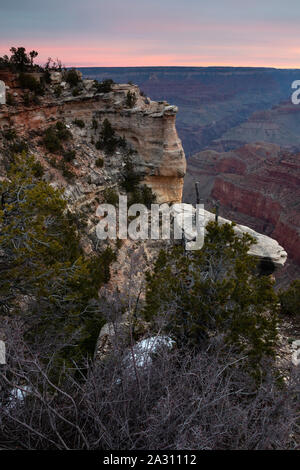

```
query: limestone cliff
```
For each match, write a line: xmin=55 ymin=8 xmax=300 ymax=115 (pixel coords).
xmin=0 ymin=70 xmax=186 ymax=204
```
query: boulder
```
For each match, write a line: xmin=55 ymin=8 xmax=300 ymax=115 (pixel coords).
xmin=292 ymin=340 xmax=300 ymax=366
xmin=95 ymin=312 xmax=150 ymax=361
xmin=50 ymin=71 xmax=63 ymax=84
xmin=83 ymin=79 xmax=95 ymax=91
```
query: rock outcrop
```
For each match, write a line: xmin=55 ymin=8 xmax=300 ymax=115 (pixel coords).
xmin=0 ymin=72 xmax=186 ymax=204
xmin=173 ymin=203 xmax=287 ymax=268
xmin=0 ymin=69 xmax=187 ymax=302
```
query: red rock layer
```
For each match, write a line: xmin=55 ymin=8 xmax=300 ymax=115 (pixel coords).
xmin=185 ymin=143 xmax=300 ymax=265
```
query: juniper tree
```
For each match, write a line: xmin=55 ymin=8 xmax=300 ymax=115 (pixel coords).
xmin=144 ymin=221 xmax=279 ymax=367
xmin=0 ymin=154 xmax=115 ymax=363
xmin=126 ymin=91 xmax=137 ymax=108
xmin=279 ymin=279 xmax=300 ymax=318
xmin=96 ymin=119 xmax=119 ymax=155
xmin=9 ymin=47 xmax=30 ymax=71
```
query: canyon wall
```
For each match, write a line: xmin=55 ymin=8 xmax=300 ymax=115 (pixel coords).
xmin=184 ymin=143 xmax=300 ymax=271
xmin=0 ymin=70 xmax=290 ymax=279
xmin=80 ymin=66 xmax=300 ymax=155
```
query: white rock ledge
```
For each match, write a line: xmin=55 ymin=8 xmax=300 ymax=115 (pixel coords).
xmin=172 ymin=205 xmax=287 ymax=268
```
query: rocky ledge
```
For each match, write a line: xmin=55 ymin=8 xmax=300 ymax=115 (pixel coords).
xmin=0 ymin=70 xmax=186 ymax=203
xmin=173 ymin=204 xmax=287 ymax=269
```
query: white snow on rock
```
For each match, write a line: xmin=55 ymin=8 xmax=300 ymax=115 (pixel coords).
xmin=122 ymin=335 xmax=175 ymax=371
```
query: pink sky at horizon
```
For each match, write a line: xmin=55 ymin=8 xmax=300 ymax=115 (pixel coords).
xmin=1 ymin=41 xmax=299 ymax=69
xmin=1 ymin=1 xmax=300 ymax=69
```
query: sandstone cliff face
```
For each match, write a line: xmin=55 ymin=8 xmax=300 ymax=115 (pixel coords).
xmin=0 ymin=74 xmax=186 ymax=204
xmin=0 ymin=71 xmax=187 ymax=299
xmin=184 ymin=143 xmax=300 ymax=277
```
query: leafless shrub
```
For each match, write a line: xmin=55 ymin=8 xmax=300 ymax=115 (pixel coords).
xmin=0 ymin=319 xmax=298 ymax=450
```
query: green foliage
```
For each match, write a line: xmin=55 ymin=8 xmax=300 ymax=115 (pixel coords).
xmin=95 ymin=157 xmax=104 ymax=168
xmin=0 ymin=55 xmax=10 ymax=68
xmin=140 ymin=185 xmax=156 ymax=207
xmin=3 ymin=128 xmax=17 ymax=141
xmin=63 ymin=150 xmax=76 ymax=162
xmin=65 ymin=68 xmax=80 ymax=87
xmin=128 ymin=185 xmax=156 ymax=209
xmin=61 ymin=162 xmax=74 ymax=181
xmin=43 ymin=127 xmax=61 ymax=153
xmin=94 ymin=120 xmax=127 ymax=155
xmin=103 ymin=187 xmax=119 ymax=206
xmin=9 ymin=140 xmax=28 ymax=154
xmin=97 ymin=246 xmax=117 ymax=283
xmin=120 ymin=156 xmax=141 ymax=192
xmin=0 ymin=47 xmax=39 ymax=72
xmin=0 ymin=154 xmax=113 ymax=361
xmin=55 ymin=121 xmax=71 ymax=139
xmin=19 ymin=73 xmax=44 ymax=95
xmin=43 ymin=122 xmax=72 ymax=153
xmin=91 ymin=118 xmax=98 ymax=130
xmin=44 ymin=57 xmax=63 ymax=72
xmin=94 ymin=79 xmax=114 ymax=93
xmin=6 ymin=93 xmax=15 ymax=106
xmin=44 ymin=69 xmax=51 ymax=84
xmin=31 ymin=160 xmax=44 ymax=177
xmin=144 ymin=222 xmax=279 ymax=366
xmin=126 ymin=90 xmax=137 ymax=108
xmin=279 ymin=280 xmax=300 ymax=318
xmin=9 ymin=47 xmax=30 ymax=71
xmin=54 ymin=85 xmax=62 ymax=98
xmin=96 ymin=119 xmax=119 ymax=155
xmin=29 ymin=50 xmax=38 ymax=67
xmin=73 ymin=119 xmax=85 ymax=128
xmin=23 ymin=92 xmax=30 ymax=106
xmin=72 ymin=87 xmax=81 ymax=97
xmin=49 ymin=158 xmax=74 ymax=181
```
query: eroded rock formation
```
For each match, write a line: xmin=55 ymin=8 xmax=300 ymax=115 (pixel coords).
xmin=184 ymin=143 xmax=300 ymax=277
xmin=0 ymin=71 xmax=186 ymax=203
xmin=0 ymin=70 xmax=290 ymax=292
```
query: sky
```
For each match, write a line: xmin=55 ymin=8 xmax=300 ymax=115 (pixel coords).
xmin=1 ymin=0 xmax=300 ymax=68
